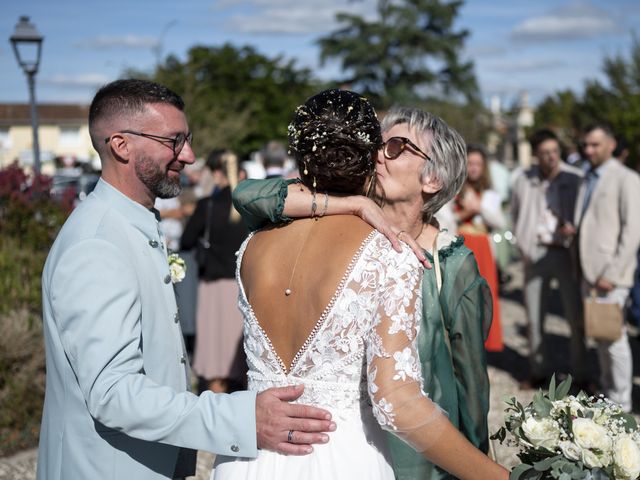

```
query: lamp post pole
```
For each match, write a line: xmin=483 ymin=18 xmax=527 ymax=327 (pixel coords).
xmin=26 ymin=66 xmax=41 ymax=175
xmin=10 ymin=16 xmax=44 ymax=175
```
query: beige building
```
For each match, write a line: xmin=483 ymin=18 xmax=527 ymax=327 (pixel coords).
xmin=0 ymin=103 xmax=98 ymax=174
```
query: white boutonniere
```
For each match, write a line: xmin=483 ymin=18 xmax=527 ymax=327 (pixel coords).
xmin=168 ymin=253 xmax=186 ymax=284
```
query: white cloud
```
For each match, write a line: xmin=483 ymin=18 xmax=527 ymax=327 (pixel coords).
xmin=510 ymin=0 xmax=617 ymax=41
xmin=41 ymin=73 xmax=110 ymax=88
xmin=488 ymin=58 xmax=565 ymax=72
xmin=77 ymin=35 xmax=159 ymax=49
xmin=466 ymin=44 xmax=508 ymax=57
xmin=462 ymin=3 xmax=541 ymax=19
xmin=218 ymin=0 xmax=375 ymax=35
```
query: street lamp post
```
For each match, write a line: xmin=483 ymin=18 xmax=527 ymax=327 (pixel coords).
xmin=10 ymin=16 xmax=44 ymax=174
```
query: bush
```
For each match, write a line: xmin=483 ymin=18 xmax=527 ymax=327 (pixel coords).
xmin=0 ymin=310 xmax=45 ymax=456
xmin=0 ymin=162 xmax=71 ymax=456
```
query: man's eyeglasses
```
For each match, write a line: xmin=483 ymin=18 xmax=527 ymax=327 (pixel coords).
xmin=381 ymin=136 xmax=431 ymax=162
xmin=104 ymin=130 xmax=193 ymax=156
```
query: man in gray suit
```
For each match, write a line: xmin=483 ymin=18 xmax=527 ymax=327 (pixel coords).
xmin=575 ymin=123 xmax=640 ymax=412
xmin=511 ymin=129 xmax=586 ymax=390
xmin=37 ymin=79 xmax=335 ymax=480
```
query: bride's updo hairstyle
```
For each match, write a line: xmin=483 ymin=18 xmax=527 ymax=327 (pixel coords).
xmin=288 ymin=89 xmax=381 ymax=195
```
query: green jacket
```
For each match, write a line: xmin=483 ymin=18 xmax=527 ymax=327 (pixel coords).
xmin=388 ymin=235 xmax=491 ymax=480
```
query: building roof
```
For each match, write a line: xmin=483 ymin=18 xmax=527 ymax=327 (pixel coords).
xmin=0 ymin=103 xmax=89 ymax=127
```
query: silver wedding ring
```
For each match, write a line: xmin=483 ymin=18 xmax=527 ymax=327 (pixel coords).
xmin=287 ymin=429 xmax=295 ymax=443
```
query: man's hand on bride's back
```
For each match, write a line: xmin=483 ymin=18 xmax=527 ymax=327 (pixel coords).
xmin=256 ymin=384 xmax=336 ymax=455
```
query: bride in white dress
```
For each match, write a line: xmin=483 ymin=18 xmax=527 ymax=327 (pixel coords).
xmin=211 ymin=89 xmax=507 ymax=480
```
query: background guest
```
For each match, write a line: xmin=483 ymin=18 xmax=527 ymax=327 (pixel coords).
xmin=575 ymin=123 xmax=640 ymax=411
xmin=181 ymin=149 xmax=248 ymax=393
xmin=511 ymin=129 xmax=585 ymax=390
xmin=454 ymin=144 xmax=505 ymax=352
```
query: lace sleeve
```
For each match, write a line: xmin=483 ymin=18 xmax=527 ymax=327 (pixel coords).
xmin=366 ymin=243 xmax=448 ymax=453
xmin=232 ymin=178 xmax=299 ymax=231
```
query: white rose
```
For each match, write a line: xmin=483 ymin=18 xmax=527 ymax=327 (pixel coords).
xmin=521 ymin=416 xmax=561 ymax=450
xmin=614 ymin=435 xmax=640 ymax=480
xmin=559 ymin=441 xmax=582 ymax=461
xmin=572 ymin=418 xmax=612 ymax=453
xmin=581 ymin=448 xmax=608 ymax=469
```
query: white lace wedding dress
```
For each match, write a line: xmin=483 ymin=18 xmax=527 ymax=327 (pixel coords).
xmin=211 ymin=230 xmax=435 ymax=480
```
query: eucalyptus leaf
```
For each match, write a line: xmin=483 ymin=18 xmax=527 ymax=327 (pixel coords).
xmin=548 ymin=373 xmax=557 ymax=400
xmin=612 ymin=412 xmax=637 ymax=431
xmin=533 ymin=454 xmax=563 ymax=471
xmin=533 ymin=391 xmax=553 ymax=417
xmin=510 ymin=464 xmax=543 ymax=480
xmin=585 ymin=468 xmax=611 ymax=480
xmin=491 ymin=427 xmax=507 ymax=443
xmin=556 ymin=374 xmax=572 ymax=399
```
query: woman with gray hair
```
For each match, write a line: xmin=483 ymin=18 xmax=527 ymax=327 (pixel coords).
xmin=233 ymin=106 xmax=493 ymax=480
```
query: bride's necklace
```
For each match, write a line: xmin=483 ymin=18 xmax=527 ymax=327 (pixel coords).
xmin=284 ymin=219 xmax=316 ymax=296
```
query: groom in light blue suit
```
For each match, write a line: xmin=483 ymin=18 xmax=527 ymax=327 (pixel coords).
xmin=37 ymin=79 xmax=334 ymax=480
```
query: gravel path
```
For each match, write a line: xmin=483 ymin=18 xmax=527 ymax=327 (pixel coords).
xmin=3 ymin=261 xmax=636 ymax=479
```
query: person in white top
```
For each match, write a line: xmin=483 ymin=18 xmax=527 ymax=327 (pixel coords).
xmin=511 ymin=129 xmax=585 ymax=390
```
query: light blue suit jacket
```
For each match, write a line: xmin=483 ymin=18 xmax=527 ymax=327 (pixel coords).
xmin=37 ymin=179 xmax=257 ymax=480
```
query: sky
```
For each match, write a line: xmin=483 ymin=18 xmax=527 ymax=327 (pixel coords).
xmin=1 ymin=0 xmax=639 ymax=109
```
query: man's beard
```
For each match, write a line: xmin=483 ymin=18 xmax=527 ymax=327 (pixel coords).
xmin=134 ymin=154 xmax=182 ymax=199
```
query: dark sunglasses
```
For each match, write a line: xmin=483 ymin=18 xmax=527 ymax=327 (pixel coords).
xmin=381 ymin=136 xmax=431 ymax=162
xmin=104 ymin=130 xmax=193 ymax=156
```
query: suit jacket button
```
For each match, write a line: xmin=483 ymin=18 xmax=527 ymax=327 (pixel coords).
xmin=164 ymin=274 xmax=171 ymax=284
xmin=148 ymin=239 xmax=159 ymax=248
xmin=230 ymin=445 xmax=239 ymax=453
xmin=174 ymin=312 xmax=180 ymax=323
xmin=180 ymin=355 xmax=187 ymax=364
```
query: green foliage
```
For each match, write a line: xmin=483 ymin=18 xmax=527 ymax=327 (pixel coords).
xmin=0 ymin=163 xmax=71 ymax=317
xmin=0 ymin=162 xmax=70 ymax=456
xmin=0 ymin=310 xmax=45 ymax=456
xmin=318 ymin=0 xmax=479 ymax=108
xmin=130 ymin=43 xmax=321 ymax=159
xmin=532 ymin=389 xmax=553 ymax=418
xmin=534 ymin=35 xmax=640 ymax=168
xmin=414 ymin=97 xmax=492 ymax=144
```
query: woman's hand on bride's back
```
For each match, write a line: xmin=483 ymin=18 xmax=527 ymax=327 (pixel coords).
xmin=353 ymin=196 xmax=431 ymax=268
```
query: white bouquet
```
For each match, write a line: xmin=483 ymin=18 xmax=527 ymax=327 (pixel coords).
xmin=492 ymin=375 xmax=640 ymax=479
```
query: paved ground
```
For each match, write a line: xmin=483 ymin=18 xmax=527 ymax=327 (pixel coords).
xmin=3 ymin=261 xmax=639 ymax=479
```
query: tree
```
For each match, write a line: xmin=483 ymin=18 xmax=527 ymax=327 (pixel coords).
xmin=318 ymin=0 xmax=479 ymax=108
xmin=130 ymin=44 xmax=320 ymax=159
xmin=534 ymin=36 xmax=640 ymax=168
xmin=533 ymin=90 xmax=588 ymax=147
xmin=414 ymin=97 xmax=491 ymax=145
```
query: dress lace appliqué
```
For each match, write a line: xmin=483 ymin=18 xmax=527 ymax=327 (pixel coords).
xmin=236 ymin=230 xmax=426 ymax=429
